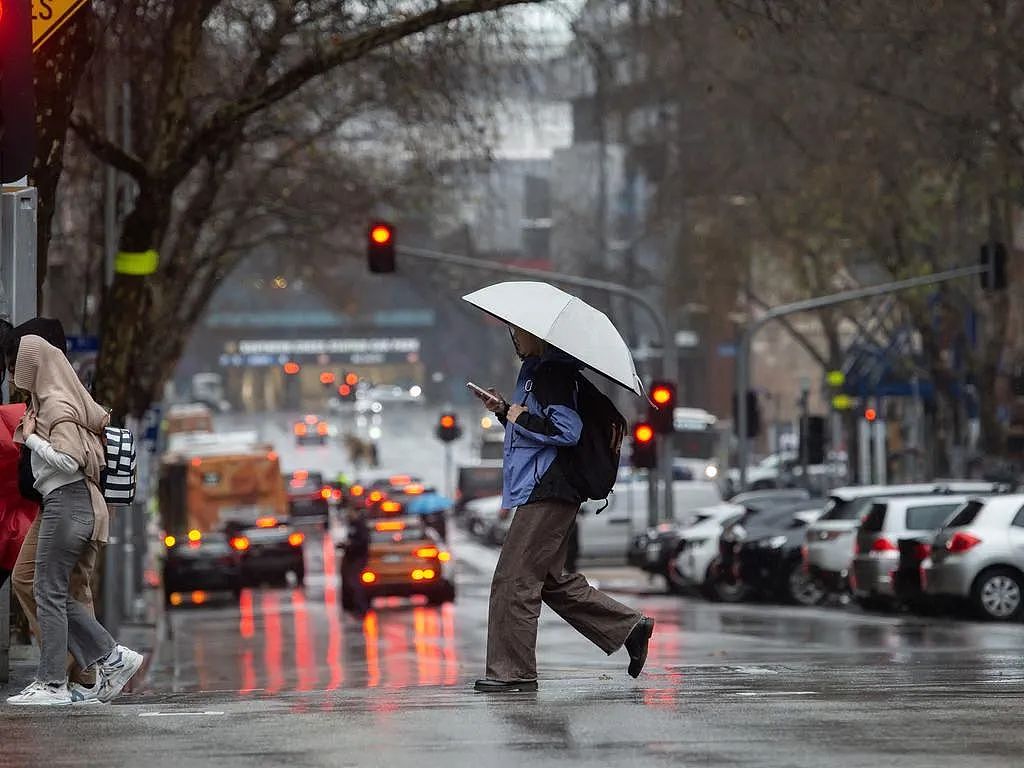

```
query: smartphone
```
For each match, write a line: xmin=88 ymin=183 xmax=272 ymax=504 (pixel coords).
xmin=466 ymin=381 xmax=501 ymax=404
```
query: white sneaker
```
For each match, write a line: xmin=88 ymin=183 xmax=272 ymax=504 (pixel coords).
xmin=97 ymin=645 xmax=144 ymax=703
xmin=6 ymin=681 xmax=72 ymax=706
xmin=69 ymin=678 xmax=104 ymax=705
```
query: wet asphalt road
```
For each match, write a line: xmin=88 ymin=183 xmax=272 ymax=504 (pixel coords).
xmin=4 ymin=407 xmax=1024 ymax=766
xmin=4 ymin=529 xmax=1024 ymax=768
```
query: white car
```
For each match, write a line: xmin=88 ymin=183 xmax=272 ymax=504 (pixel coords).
xmin=665 ymin=503 xmax=746 ymax=594
xmin=577 ymin=480 xmax=722 ymax=562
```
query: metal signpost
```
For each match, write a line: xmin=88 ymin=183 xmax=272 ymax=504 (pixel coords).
xmin=0 ymin=185 xmax=38 ymax=683
xmin=736 ymin=264 xmax=990 ymax=491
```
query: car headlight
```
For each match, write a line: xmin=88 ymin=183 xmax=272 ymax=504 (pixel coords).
xmin=704 ymin=465 xmax=719 ymax=479
xmin=767 ymin=535 xmax=788 ymax=549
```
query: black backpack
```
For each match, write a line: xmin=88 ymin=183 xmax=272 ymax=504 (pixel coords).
xmin=534 ymin=367 xmax=627 ymax=510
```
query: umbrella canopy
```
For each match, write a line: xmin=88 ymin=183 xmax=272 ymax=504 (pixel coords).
xmin=462 ymin=281 xmax=642 ymax=395
xmin=406 ymin=493 xmax=452 ymax=516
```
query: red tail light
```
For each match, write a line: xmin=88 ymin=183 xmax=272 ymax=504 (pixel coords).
xmin=871 ymin=538 xmax=898 ymax=553
xmin=230 ymin=536 xmax=250 ymax=552
xmin=321 ymin=487 xmax=332 ymax=500
xmin=416 ymin=547 xmax=439 ymax=559
xmin=946 ymin=532 xmax=981 ymax=553
xmin=317 ymin=422 xmax=329 ymax=436
xmin=288 ymin=532 xmax=305 ymax=547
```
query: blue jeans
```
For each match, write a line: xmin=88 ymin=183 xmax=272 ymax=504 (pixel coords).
xmin=34 ymin=480 xmax=115 ymax=684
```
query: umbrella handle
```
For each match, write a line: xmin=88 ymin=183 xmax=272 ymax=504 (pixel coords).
xmin=637 ymin=376 xmax=659 ymax=408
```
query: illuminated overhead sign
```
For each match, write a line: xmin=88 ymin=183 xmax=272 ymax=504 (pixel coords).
xmin=234 ymin=337 xmax=421 ymax=356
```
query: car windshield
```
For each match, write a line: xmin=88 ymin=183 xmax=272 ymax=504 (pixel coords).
xmin=906 ymin=503 xmax=962 ymax=531
xmin=243 ymin=527 xmax=290 ymax=542
xmin=821 ymin=495 xmax=879 ymax=521
xmin=943 ymin=500 xmax=983 ymax=528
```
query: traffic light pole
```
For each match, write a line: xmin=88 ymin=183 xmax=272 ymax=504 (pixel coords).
xmin=736 ymin=263 xmax=991 ymax=490
xmin=398 ymin=245 xmax=679 ymax=524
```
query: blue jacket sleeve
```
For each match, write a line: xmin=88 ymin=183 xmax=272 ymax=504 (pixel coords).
xmin=511 ymin=403 xmax=582 ymax=447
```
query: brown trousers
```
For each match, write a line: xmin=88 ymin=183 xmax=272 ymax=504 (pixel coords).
xmin=12 ymin=514 xmax=99 ymax=684
xmin=485 ymin=499 xmax=641 ymax=682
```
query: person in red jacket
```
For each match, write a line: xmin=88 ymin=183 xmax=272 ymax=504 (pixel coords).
xmin=0 ymin=402 xmax=36 ymax=588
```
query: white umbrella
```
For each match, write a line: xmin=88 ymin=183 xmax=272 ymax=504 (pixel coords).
xmin=462 ymin=281 xmax=642 ymax=396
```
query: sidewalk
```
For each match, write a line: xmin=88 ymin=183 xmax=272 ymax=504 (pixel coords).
xmin=453 ymin=529 xmax=664 ymax=595
xmin=1 ymin=600 xmax=162 ymax=699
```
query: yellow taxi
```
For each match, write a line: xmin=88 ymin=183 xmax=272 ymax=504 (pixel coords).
xmin=354 ymin=518 xmax=456 ymax=607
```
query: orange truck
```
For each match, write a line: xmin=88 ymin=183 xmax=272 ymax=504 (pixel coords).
xmin=158 ymin=432 xmax=287 ymax=538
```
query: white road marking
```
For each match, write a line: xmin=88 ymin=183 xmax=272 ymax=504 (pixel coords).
xmin=733 ymin=691 xmax=818 ymax=697
xmin=139 ymin=711 xmax=226 ymax=717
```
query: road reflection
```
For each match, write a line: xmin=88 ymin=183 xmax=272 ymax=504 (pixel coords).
xmin=172 ymin=532 xmax=464 ymax=696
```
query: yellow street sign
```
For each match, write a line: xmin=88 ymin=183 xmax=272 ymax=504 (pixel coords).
xmin=826 ymin=370 xmax=845 ymax=388
xmin=33 ymin=0 xmax=91 ymax=52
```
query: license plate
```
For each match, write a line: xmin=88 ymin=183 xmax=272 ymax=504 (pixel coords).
xmin=382 ymin=554 xmax=402 ymax=563
xmin=646 ymin=543 xmax=660 ymax=561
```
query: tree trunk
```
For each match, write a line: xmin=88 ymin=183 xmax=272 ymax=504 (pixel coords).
xmin=31 ymin=11 xmax=97 ymax=306
xmin=91 ymin=183 xmax=172 ymax=418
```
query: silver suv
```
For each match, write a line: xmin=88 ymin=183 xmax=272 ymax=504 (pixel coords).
xmin=923 ymin=494 xmax=1024 ymax=621
xmin=851 ymin=495 xmax=970 ymax=608
xmin=802 ymin=483 xmax=1002 ymax=597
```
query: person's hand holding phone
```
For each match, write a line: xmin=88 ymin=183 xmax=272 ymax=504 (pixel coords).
xmin=468 ymin=382 xmax=508 ymax=416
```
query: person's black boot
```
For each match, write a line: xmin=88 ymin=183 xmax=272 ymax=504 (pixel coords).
xmin=624 ymin=617 xmax=654 ymax=678
xmin=474 ymin=679 xmax=539 ymax=693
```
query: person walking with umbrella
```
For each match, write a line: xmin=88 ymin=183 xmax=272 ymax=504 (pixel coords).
xmin=464 ymin=282 xmax=655 ymax=693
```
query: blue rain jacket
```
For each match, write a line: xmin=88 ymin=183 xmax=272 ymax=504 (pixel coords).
xmin=501 ymin=350 xmax=583 ymax=509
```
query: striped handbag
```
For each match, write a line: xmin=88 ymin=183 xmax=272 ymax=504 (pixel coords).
xmin=100 ymin=426 xmax=137 ymax=505
xmin=49 ymin=418 xmax=137 ymax=505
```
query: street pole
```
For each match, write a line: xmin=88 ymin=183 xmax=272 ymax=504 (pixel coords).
xmin=398 ymin=245 xmax=680 ymax=525
xmin=736 ymin=264 xmax=990 ymax=491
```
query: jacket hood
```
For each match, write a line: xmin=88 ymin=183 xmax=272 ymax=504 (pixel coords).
xmin=9 ymin=317 xmax=67 ymax=355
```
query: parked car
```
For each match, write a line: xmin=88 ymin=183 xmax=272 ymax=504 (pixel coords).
xmin=716 ymin=500 xmax=824 ymax=604
xmin=578 ymin=480 xmax=722 ymax=563
xmin=803 ymin=483 xmax=1003 ymax=597
xmin=454 ymin=462 xmax=504 ymax=520
xmin=850 ymin=496 xmax=970 ymax=609
xmin=923 ymin=495 xmax=1024 ymax=621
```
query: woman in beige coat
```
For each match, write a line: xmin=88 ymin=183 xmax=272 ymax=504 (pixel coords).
xmin=5 ymin=335 xmax=143 ymax=707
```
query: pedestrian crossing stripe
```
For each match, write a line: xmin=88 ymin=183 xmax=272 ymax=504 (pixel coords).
xmin=115 ymin=249 xmax=159 ymax=275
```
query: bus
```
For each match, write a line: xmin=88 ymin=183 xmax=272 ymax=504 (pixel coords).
xmin=158 ymin=432 xmax=287 ymax=538
xmin=672 ymin=407 xmax=727 ymax=482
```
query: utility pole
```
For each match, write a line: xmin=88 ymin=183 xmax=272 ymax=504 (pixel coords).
xmin=736 ymin=264 xmax=993 ymax=490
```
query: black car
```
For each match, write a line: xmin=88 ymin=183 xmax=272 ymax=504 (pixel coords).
xmin=294 ymin=414 xmax=330 ymax=446
xmin=231 ymin=523 xmax=306 ymax=587
xmin=628 ymin=490 xmax=813 ymax=589
xmin=162 ymin=530 xmax=242 ymax=607
xmin=286 ymin=470 xmax=330 ymax=525
xmin=714 ymin=500 xmax=824 ymax=605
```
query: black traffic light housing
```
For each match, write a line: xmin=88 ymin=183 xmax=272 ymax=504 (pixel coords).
xmin=732 ymin=390 xmax=761 ymax=438
xmin=367 ymin=221 xmax=396 ymax=274
xmin=801 ymin=415 xmax=827 ymax=466
xmin=631 ymin=422 xmax=657 ymax=469
xmin=436 ymin=412 xmax=462 ymax=443
xmin=0 ymin=0 xmax=36 ymax=183
xmin=647 ymin=380 xmax=676 ymax=435
xmin=980 ymin=241 xmax=1008 ymax=291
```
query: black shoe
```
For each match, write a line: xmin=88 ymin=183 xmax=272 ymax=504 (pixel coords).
xmin=624 ymin=617 xmax=654 ymax=678
xmin=474 ymin=678 xmax=539 ymax=693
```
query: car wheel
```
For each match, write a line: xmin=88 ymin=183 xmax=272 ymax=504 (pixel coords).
xmin=664 ymin=544 xmax=689 ymax=595
xmin=971 ymin=567 xmax=1024 ymax=621
xmin=712 ymin=573 xmax=751 ymax=603
xmin=787 ymin=563 xmax=826 ymax=606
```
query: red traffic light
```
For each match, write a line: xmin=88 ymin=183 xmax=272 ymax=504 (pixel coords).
xmin=370 ymin=224 xmax=393 ymax=245
xmin=864 ymin=408 xmax=877 ymax=422
xmin=283 ymin=362 xmax=300 ymax=375
xmin=440 ymin=415 xmax=456 ymax=429
xmin=338 ymin=384 xmax=352 ymax=397
xmin=652 ymin=387 xmax=672 ymax=406
xmin=319 ymin=371 xmax=336 ymax=385
xmin=345 ymin=372 xmax=359 ymax=386
xmin=634 ymin=423 xmax=655 ymax=443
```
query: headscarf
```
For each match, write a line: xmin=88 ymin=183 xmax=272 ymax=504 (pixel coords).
xmin=12 ymin=335 xmax=109 ymax=538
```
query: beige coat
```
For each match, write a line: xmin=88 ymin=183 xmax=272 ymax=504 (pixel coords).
xmin=13 ymin=335 xmax=111 ymax=542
